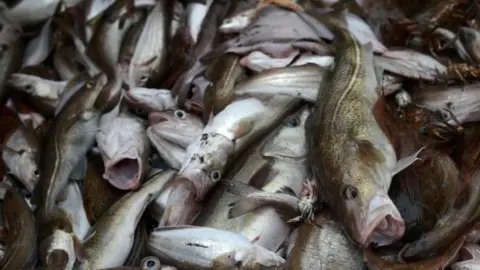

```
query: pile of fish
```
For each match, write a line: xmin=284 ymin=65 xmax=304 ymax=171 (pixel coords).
xmin=2 ymin=0 xmax=480 ymax=269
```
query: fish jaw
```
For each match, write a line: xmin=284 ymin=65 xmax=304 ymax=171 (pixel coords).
xmin=148 ymin=111 xmax=204 ymax=148
xmin=103 ymin=155 xmax=143 ymax=190
xmin=159 ymin=179 xmax=201 ymax=226
xmin=345 ymin=192 xmax=405 ymax=247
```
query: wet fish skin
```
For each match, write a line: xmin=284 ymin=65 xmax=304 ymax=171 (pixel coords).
xmin=7 ymin=73 xmax=67 ymax=101
xmin=203 ymin=53 xmax=244 ymax=123
xmin=128 ymin=0 xmax=172 ymax=87
xmin=31 ymin=73 xmax=107 ymax=240
xmin=96 ymin=109 xmax=150 ymax=190
xmin=1 ymin=114 xmax=40 ymax=193
xmin=22 ymin=18 xmax=54 ymax=67
xmin=459 ymin=27 xmax=480 ymax=65
xmin=147 ymin=226 xmax=285 ymax=269
xmin=305 ymin=12 xmax=405 ymax=247
xmin=57 ymin=182 xmax=91 ymax=241
xmin=124 ymin=88 xmax=177 ymax=116
xmin=148 ymin=109 xmax=204 ymax=148
xmin=4 ymin=0 xmax=60 ymax=25
xmin=39 ymin=228 xmax=75 ymax=270
xmin=0 ymin=186 xmax=37 ymax=270
xmin=285 ymin=213 xmax=364 ymax=270
xmin=78 ymin=170 xmax=176 ymax=270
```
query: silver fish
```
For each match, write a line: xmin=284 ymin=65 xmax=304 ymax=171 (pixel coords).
xmin=8 ymin=73 xmax=67 ymax=101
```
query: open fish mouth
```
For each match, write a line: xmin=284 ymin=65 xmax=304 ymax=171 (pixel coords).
xmin=358 ymin=194 xmax=405 ymax=247
xmin=104 ymin=157 xmax=142 ymax=190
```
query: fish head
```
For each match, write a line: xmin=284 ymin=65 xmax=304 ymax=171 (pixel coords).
xmin=334 ymin=155 xmax=405 ymax=247
xmin=16 ymin=150 xmax=40 ymax=192
xmin=7 ymin=73 xmax=43 ymax=96
xmin=159 ymin=179 xmax=201 ymax=226
xmin=177 ymin=133 xmax=235 ymax=200
xmin=125 ymin=87 xmax=177 ymax=116
xmin=262 ymin=106 xmax=310 ymax=159
xmin=148 ymin=109 xmax=204 ymax=148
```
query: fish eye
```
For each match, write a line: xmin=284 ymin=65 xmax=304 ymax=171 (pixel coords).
xmin=141 ymin=256 xmax=160 ymax=270
xmin=342 ymin=185 xmax=358 ymax=200
xmin=140 ymin=75 xmax=148 ymax=83
xmin=24 ymin=84 xmax=33 ymax=92
xmin=85 ymin=80 xmax=94 ymax=88
xmin=32 ymin=168 xmax=40 ymax=178
xmin=284 ymin=116 xmax=299 ymax=127
xmin=210 ymin=170 xmax=222 ymax=182
xmin=174 ymin=110 xmax=186 ymax=119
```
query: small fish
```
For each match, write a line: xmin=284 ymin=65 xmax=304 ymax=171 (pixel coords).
xmin=128 ymin=0 xmax=172 ymax=87
xmin=78 ymin=170 xmax=176 ymax=270
xmin=96 ymin=108 xmax=150 ymax=190
xmin=8 ymin=73 xmax=67 ymax=101
xmin=147 ymin=226 xmax=285 ymax=269
xmin=124 ymin=88 xmax=177 ymax=117
xmin=235 ymin=64 xmax=326 ymax=102
xmin=0 ymin=186 xmax=37 ymax=270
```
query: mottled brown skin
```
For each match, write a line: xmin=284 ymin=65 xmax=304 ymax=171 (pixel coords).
xmin=305 ymin=12 xmax=397 ymax=246
xmin=203 ymin=54 xmax=244 ymax=123
xmin=0 ymin=187 xmax=37 ymax=270
xmin=82 ymin=154 xmax=125 ymax=224
xmin=365 ymin=237 xmax=464 ymax=270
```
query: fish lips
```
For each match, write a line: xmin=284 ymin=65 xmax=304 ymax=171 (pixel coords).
xmin=348 ymin=193 xmax=405 ymax=247
xmin=103 ymin=156 xmax=144 ymax=190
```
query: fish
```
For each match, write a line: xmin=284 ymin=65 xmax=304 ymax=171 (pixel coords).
xmin=7 ymin=73 xmax=67 ymax=101
xmin=459 ymin=27 xmax=480 ymax=65
xmin=57 ymin=182 xmax=91 ymax=240
xmin=128 ymin=0 xmax=172 ymax=87
xmin=410 ymin=83 xmax=480 ymax=125
xmin=4 ymin=0 xmax=60 ymax=25
xmin=235 ymin=64 xmax=326 ymax=103
xmin=303 ymin=11 xmax=420 ymax=247
xmin=365 ymin=237 xmax=465 ymax=270
xmin=53 ymin=41 xmax=84 ymax=81
xmin=0 ymin=13 xmax=22 ymax=107
xmin=225 ymin=106 xmax=311 ymax=252
xmin=123 ymin=88 xmax=178 ymax=117
xmin=285 ymin=213 xmax=365 ymax=270
xmin=203 ymin=53 xmax=244 ymax=123
xmin=96 ymin=108 xmax=150 ymax=190
xmin=31 ymin=73 xmax=108 ymax=242
xmin=148 ymin=109 xmax=204 ymax=149
xmin=1 ymin=111 xmax=40 ymax=193
xmin=147 ymin=226 xmax=285 ymax=269
xmin=78 ymin=170 xmax=176 ymax=270
xmin=161 ymin=95 xmax=302 ymax=226
xmin=185 ymin=0 xmax=212 ymax=42
xmin=39 ymin=228 xmax=76 ymax=270
xmin=0 ymin=186 xmax=37 ymax=270
xmin=22 ymin=18 xmax=54 ymax=67
xmin=171 ymin=0 xmax=231 ymax=107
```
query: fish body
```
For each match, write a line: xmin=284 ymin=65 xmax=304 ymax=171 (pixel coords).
xmin=305 ymin=15 xmax=404 ymax=247
xmin=8 ymin=73 xmax=67 ymax=101
xmin=79 ymin=170 xmax=176 ymax=270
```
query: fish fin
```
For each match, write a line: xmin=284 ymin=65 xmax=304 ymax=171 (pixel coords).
xmin=228 ymin=190 xmax=299 ymax=219
xmin=69 ymin=156 xmax=87 ymax=181
xmin=82 ymin=227 xmax=96 ymax=242
xmin=352 ymin=139 xmax=385 ymax=164
xmin=392 ymin=147 xmax=425 ymax=176
xmin=227 ymin=196 xmax=261 ymax=218
xmin=72 ymin=235 xmax=86 ymax=262
xmin=231 ymin=119 xmax=254 ymax=140
xmin=248 ymin=161 xmax=273 ymax=189
xmin=223 ymin=179 xmax=262 ymax=197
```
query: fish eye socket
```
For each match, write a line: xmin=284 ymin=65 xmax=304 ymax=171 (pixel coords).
xmin=32 ymin=168 xmax=40 ymax=178
xmin=210 ymin=170 xmax=221 ymax=182
xmin=174 ymin=110 xmax=186 ymax=119
xmin=85 ymin=81 xmax=94 ymax=88
xmin=284 ymin=116 xmax=299 ymax=127
xmin=342 ymin=185 xmax=358 ymax=200
xmin=24 ymin=84 xmax=33 ymax=92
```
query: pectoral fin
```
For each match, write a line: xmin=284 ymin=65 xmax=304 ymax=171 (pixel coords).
xmin=392 ymin=147 xmax=425 ymax=176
